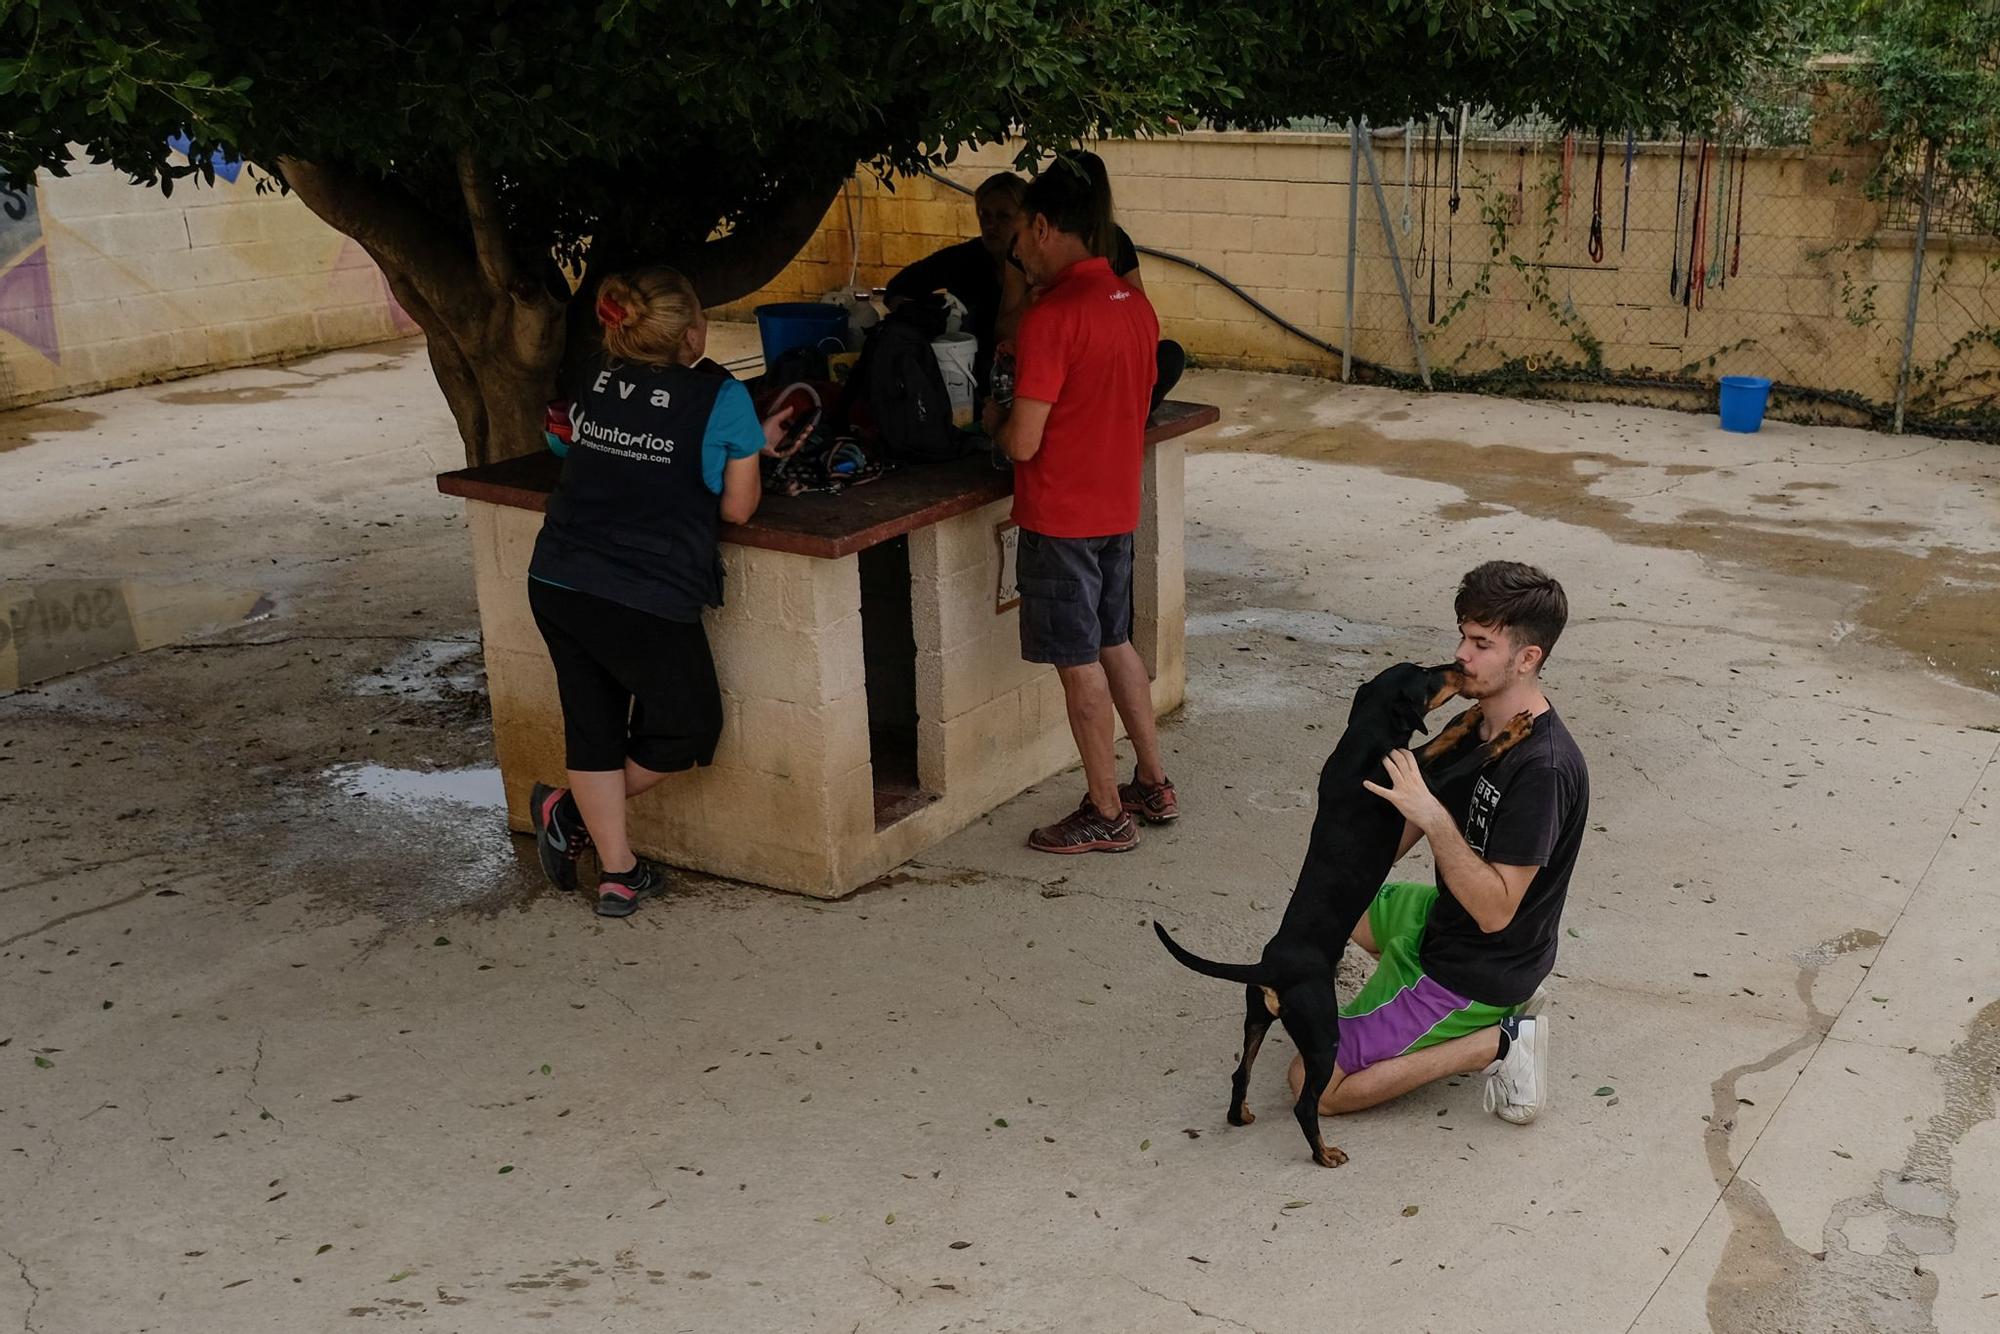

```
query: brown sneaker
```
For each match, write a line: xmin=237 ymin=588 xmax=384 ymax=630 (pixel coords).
xmin=1118 ymin=772 xmax=1179 ymax=824
xmin=1028 ymin=799 xmax=1138 ymax=854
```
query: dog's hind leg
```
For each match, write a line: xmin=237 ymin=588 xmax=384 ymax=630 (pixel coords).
xmin=1280 ymin=998 xmax=1350 ymax=1168
xmin=1228 ymin=984 xmax=1281 ymax=1126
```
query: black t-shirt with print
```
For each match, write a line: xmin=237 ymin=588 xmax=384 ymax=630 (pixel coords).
xmin=1421 ymin=705 xmax=1590 ymax=1007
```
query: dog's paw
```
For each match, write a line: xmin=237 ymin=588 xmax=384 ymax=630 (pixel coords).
xmin=1228 ymin=1104 xmax=1256 ymax=1127
xmin=1314 ymin=1143 xmax=1349 ymax=1168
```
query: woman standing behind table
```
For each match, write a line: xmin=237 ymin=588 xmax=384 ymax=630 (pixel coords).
xmin=526 ymin=266 xmax=796 ymax=917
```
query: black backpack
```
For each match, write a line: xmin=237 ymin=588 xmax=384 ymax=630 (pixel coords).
xmin=846 ymin=300 xmax=970 ymax=464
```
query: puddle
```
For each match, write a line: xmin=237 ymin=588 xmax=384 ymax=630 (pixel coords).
xmin=1192 ymin=423 xmax=2000 ymax=692
xmin=326 ymin=763 xmax=505 ymax=811
xmin=0 ymin=581 xmax=271 ymax=689
xmin=0 ymin=403 xmax=104 ymax=453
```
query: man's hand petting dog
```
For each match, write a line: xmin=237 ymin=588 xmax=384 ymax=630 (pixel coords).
xmin=1361 ymin=748 xmax=1449 ymax=834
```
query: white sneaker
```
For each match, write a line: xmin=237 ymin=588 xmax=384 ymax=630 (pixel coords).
xmin=1483 ymin=1014 xmax=1546 ymax=1125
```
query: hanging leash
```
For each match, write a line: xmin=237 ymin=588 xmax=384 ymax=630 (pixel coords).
xmin=1619 ymin=129 xmax=1635 ymax=253
xmin=1587 ymin=130 xmax=1607 ymax=263
xmin=1669 ymin=132 xmax=1688 ymax=299
xmin=1560 ymin=130 xmax=1575 ymax=234
xmin=1709 ymin=142 xmax=1731 ymax=291
xmin=1513 ymin=144 xmax=1527 ymax=225
xmin=1427 ymin=118 xmax=1443 ymax=321
xmin=1730 ymin=143 xmax=1748 ymax=278
xmin=1684 ymin=136 xmax=1711 ymax=335
xmin=1401 ymin=120 xmax=1414 ymax=235
xmin=1447 ymin=107 xmax=1465 ymax=289
xmin=1414 ymin=117 xmax=1433 ymax=280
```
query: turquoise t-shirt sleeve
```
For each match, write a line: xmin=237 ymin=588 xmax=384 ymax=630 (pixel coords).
xmin=702 ymin=380 xmax=764 ymax=495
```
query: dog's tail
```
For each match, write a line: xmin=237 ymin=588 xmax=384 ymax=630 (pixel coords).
xmin=1152 ymin=921 xmax=1270 ymax=986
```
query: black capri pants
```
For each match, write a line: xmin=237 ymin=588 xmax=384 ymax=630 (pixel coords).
xmin=527 ymin=579 xmax=723 ymax=773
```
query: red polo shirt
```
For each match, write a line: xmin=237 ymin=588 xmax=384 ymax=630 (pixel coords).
xmin=1010 ymin=256 xmax=1158 ymax=537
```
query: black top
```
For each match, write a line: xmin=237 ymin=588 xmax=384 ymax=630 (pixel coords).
xmin=529 ymin=362 xmax=729 ymax=623
xmin=1421 ymin=706 xmax=1590 ymax=1006
xmin=1109 ymin=224 xmax=1140 ymax=278
xmin=885 ymin=237 xmax=1002 ymax=383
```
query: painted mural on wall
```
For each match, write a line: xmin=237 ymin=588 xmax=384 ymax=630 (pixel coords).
xmin=0 ymin=172 xmax=59 ymax=365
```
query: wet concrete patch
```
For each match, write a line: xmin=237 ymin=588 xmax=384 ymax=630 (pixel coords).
xmin=326 ymin=763 xmax=505 ymax=811
xmin=0 ymin=403 xmax=103 ymax=453
xmin=0 ymin=580 xmax=270 ymax=689
xmin=1192 ymin=422 xmax=2000 ymax=692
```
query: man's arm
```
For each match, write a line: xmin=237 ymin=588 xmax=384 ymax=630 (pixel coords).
xmin=983 ymin=396 xmax=1053 ymax=462
xmin=1364 ymin=749 xmax=1538 ymax=933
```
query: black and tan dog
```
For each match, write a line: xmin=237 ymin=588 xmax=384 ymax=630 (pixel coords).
xmin=1154 ymin=661 xmax=1534 ymax=1168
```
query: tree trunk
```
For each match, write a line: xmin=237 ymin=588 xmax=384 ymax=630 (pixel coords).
xmin=277 ymin=156 xmax=847 ymax=468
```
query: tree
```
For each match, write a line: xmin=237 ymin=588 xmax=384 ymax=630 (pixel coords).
xmin=1 ymin=0 xmax=1777 ymax=466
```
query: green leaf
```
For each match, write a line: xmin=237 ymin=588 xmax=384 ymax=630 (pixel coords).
xmin=315 ymin=1244 xmax=332 ymax=1255
xmin=497 ymin=1165 xmax=514 ymax=1174
xmin=993 ymin=1118 xmax=1007 ymax=1127
xmin=386 ymin=1270 xmax=413 ymax=1283
xmin=540 ymin=1064 xmax=551 ymax=1076
xmin=1283 ymin=1199 xmax=1311 ymax=1210
xmin=884 ymin=1212 xmax=896 ymax=1224
xmin=1594 ymin=1086 xmax=1615 ymax=1097
xmin=33 ymin=1055 xmax=54 ymax=1068
xmin=1139 ymin=1139 xmax=1151 ymax=1152
xmin=433 ymin=936 xmax=450 ymax=947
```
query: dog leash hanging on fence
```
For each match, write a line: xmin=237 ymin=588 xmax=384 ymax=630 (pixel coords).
xmin=1447 ymin=107 xmax=1465 ymax=289
xmin=1731 ymin=143 xmax=1748 ymax=278
xmin=1401 ymin=121 xmax=1415 ymax=235
xmin=1684 ymin=136 xmax=1711 ymax=335
xmin=1427 ymin=117 xmax=1443 ymax=322
xmin=1514 ymin=144 xmax=1527 ymax=225
xmin=1619 ymin=130 xmax=1635 ymax=253
xmin=1587 ymin=131 xmax=1607 ymax=263
xmin=1560 ymin=130 xmax=1575 ymax=234
xmin=1710 ymin=142 xmax=1731 ymax=291
xmin=1414 ymin=117 xmax=1433 ymax=280
xmin=1669 ymin=132 xmax=1688 ymax=298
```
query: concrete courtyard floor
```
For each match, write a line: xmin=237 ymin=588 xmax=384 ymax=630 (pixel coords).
xmin=3 ymin=328 xmax=1997 ymax=1333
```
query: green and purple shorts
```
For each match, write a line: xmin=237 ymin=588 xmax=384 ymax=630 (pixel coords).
xmin=1336 ymin=882 xmax=1516 ymax=1075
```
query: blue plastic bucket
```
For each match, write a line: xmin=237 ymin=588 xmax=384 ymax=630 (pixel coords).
xmin=1718 ymin=375 xmax=1773 ymax=433
xmin=754 ymin=302 xmax=849 ymax=369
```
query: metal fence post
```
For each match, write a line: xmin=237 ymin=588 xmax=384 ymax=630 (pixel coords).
xmin=1892 ymin=139 xmax=1938 ymax=436
xmin=1344 ymin=123 xmax=1359 ymax=383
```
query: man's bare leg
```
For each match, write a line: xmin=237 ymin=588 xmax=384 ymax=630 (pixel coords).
xmin=1054 ymin=661 xmax=1121 ymax=817
xmin=1099 ymin=641 xmax=1166 ymax=786
xmin=1286 ymin=1025 xmax=1503 ymax=1115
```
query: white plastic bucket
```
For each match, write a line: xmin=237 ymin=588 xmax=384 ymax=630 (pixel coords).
xmin=931 ymin=333 xmax=979 ymax=428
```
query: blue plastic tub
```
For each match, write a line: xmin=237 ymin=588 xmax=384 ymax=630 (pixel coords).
xmin=1718 ymin=375 xmax=1773 ymax=433
xmin=754 ymin=302 xmax=849 ymax=369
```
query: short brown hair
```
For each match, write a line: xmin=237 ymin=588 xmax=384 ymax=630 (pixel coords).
xmin=1455 ymin=561 xmax=1568 ymax=666
xmin=596 ymin=266 xmax=701 ymax=367
xmin=974 ymin=172 xmax=1026 ymax=208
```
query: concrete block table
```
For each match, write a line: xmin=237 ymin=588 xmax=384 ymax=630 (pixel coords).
xmin=437 ymin=400 xmax=1216 ymax=897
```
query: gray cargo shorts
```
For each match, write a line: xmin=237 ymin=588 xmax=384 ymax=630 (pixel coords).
xmin=1016 ymin=529 xmax=1134 ymax=668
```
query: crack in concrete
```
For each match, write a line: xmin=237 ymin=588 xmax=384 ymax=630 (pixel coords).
xmin=1125 ymin=1276 xmax=1261 ymax=1333
xmin=0 ymin=851 xmax=160 ymax=897
xmin=243 ymin=1028 xmax=284 ymax=1130
xmin=5 ymin=1250 xmax=41 ymax=1334
xmin=0 ymin=875 xmax=192 ymax=949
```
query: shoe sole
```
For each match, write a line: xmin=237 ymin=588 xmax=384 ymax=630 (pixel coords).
xmin=1029 ymin=836 xmax=1139 ymax=854
xmin=1121 ymin=805 xmax=1179 ymax=825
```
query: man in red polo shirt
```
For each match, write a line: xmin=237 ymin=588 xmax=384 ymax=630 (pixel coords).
xmin=982 ymin=161 xmax=1176 ymax=853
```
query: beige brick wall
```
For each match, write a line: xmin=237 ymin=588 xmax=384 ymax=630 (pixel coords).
xmin=722 ymin=131 xmax=2000 ymax=417
xmin=0 ymin=153 xmax=413 ymax=409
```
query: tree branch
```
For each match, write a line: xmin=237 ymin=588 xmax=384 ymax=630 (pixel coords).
xmin=457 ymin=148 xmax=523 ymax=296
xmin=676 ymin=175 xmax=848 ymax=307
